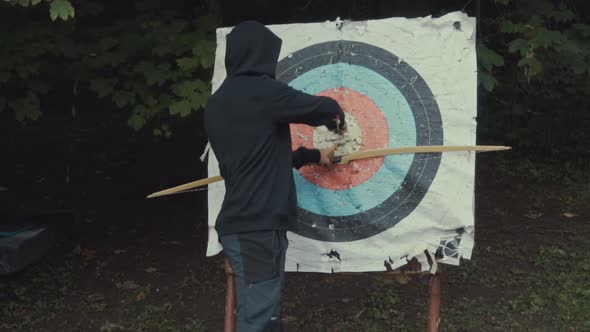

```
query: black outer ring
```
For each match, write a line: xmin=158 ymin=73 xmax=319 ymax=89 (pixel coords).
xmin=277 ymin=41 xmax=443 ymax=242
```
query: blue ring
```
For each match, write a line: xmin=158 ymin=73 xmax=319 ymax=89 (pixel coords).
xmin=277 ymin=40 xmax=443 ymax=242
xmin=289 ymin=63 xmax=416 ymax=216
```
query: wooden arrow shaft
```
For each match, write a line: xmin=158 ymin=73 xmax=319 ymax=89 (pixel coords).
xmin=337 ymin=145 xmax=511 ymax=164
xmin=147 ymin=175 xmax=223 ymax=198
xmin=146 ymin=145 xmax=510 ymax=199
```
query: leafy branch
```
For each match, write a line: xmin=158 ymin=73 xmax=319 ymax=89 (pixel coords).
xmin=3 ymin=0 xmax=75 ymax=21
xmin=0 ymin=0 xmax=217 ymax=136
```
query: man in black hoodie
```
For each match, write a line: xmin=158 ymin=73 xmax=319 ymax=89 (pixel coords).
xmin=204 ymin=21 xmax=345 ymax=331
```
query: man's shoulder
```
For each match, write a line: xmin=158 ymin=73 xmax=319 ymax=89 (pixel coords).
xmin=207 ymin=76 xmax=295 ymax=107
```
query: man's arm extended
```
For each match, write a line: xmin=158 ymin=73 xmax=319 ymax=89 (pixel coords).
xmin=267 ymin=83 xmax=346 ymax=133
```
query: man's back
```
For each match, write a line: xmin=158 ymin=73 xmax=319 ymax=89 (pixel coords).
xmin=205 ymin=75 xmax=297 ymax=235
xmin=204 ymin=21 xmax=343 ymax=236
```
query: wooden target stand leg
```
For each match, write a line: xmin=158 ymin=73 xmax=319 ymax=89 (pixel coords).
xmin=379 ymin=263 xmax=442 ymax=332
xmin=427 ymin=266 xmax=442 ymax=332
xmin=223 ymin=257 xmax=443 ymax=332
xmin=224 ymin=257 xmax=237 ymax=332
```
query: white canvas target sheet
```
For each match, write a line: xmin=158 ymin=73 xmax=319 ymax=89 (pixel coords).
xmin=205 ymin=12 xmax=478 ymax=273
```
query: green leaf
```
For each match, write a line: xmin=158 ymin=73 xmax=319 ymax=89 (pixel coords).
xmin=547 ymin=9 xmax=575 ymax=23
xmin=10 ymin=93 xmax=41 ymax=123
xmin=184 ymin=91 xmax=206 ymax=110
xmin=557 ymin=39 xmax=581 ymax=55
xmin=18 ymin=0 xmax=30 ymax=7
xmin=50 ymin=0 xmax=75 ymax=21
xmin=500 ymin=20 xmax=515 ymax=33
xmin=130 ymin=83 xmax=150 ymax=104
xmin=142 ymin=95 xmax=158 ymax=107
xmin=508 ymin=39 xmax=530 ymax=56
xmin=15 ymin=63 xmax=40 ymax=80
xmin=478 ymin=71 xmax=497 ymax=92
xmin=176 ymin=57 xmax=201 ymax=71
xmin=171 ymin=80 xmax=207 ymax=99
xmin=153 ymin=124 xmax=172 ymax=138
xmin=500 ymin=20 xmax=529 ymax=34
xmin=162 ymin=124 xmax=172 ymax=138
xmin=477 ymin=44 xmax=504 ymax=72
xmin=156 ymin=94 xmax=174 ymax=110
xmin=192 ymin=40 xmax=216 ymax=69
xmin=31 ymin=0 xmax=42 ymax=5
xmin=529 ymin=16 xmax=543 ymax=27
xmin=134 ymin=61 xmax=170 ymax=86
xmin=531 ymin=29 xmax=565 ymax=49
xmin=128 ymin=105 xmax=148 ymax=130
xmin=518 ymin=57 xmax=543 ymax=77
xmin=89 ymin=79 xmax=117 ymax=98
xmin=572 ymin=24 xmax=590 ymax=38
xmin=169 ymin=99 xmax=192 ymax=117
xmin=174 ymin=80 xmax=208 ymax=97
xmin=128 ymin=113 xmax=146 ymax=131
xmin=571 ymin=58 xmax=590 ymax=75
xmin=112 ymin=90 xmax=136 ymax=108
xmin=201 ymin=55 xmax=214 ymax=69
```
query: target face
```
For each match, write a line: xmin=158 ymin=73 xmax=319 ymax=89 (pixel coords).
xmin=277 ymin=41 xmax=444 ymax=242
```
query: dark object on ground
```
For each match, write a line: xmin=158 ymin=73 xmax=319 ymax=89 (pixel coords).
xmin=0 ymin=210 xmax=77 ymax=275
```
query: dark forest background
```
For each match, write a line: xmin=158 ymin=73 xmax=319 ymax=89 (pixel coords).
xmin=1 ymin=1 xmax=589 ymax=331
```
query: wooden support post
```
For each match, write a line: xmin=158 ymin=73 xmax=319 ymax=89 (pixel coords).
xmin=224 ymin=257 xmax=237 ymax=332
xmin=223 ymin=257 xmax=443 ymax=331
xmin=427 ymin=267 xmax=442 ymax=332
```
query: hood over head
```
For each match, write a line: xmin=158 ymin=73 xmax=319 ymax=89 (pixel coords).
xmin=225 ymin=21 xmax=282 ymax=78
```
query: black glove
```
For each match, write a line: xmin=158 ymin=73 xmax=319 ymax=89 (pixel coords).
xmin=325 ymin=113 xmax=346 ymax=134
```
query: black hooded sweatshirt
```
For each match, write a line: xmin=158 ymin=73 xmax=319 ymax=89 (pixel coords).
xmin=204 ymin=21 xmax=345 ymax=236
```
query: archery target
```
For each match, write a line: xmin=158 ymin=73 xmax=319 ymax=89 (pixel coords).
xmin=277 ymin=41 xmax=444 ymax=242
xmin=207 ymin=13 xmax=479 ymax=272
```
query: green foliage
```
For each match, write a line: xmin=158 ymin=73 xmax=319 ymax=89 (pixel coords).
xmin=0 ymin=4 xmax=66 ymax=123
xmin=89 ymin=79 xmax=117 ymax=98
xmin=478 ymin=0 xmax=590 ymax=159
xmin=49 ymin=0 xmax=74 ymax=21
xmin=2 ymin=0 xmax=589 ymax=148
xmin=491 ymin=1 xmax=589 ymax=81
xmin=477 ymin=43 xmax=504 ymax=91
xmin=10 ymin=92 xmax=41 ymax=122
xmin=0 ymin=0 xmax=217 ymax=135
xmin=75 ymin=3 xmax=217 ymax=133
xmin=4 ymin=0 xmax=75 ymax=21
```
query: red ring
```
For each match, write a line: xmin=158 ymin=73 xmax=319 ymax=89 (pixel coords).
xmin=290 ymin=87 xmax=389 ymax=190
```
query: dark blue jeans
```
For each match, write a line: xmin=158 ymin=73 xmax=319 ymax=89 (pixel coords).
xmin=220 ymin=230 xmax=288 ymax=332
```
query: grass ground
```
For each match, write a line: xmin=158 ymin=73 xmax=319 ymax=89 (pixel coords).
xmin=1 ymin=155 xmax=589 ymax=331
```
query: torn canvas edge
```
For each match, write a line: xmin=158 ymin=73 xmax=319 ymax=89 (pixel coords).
xmin=199 ymin=141 xmax=211 ymax=162
xmin=286 ymin=227 xmax=472 ymax=274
